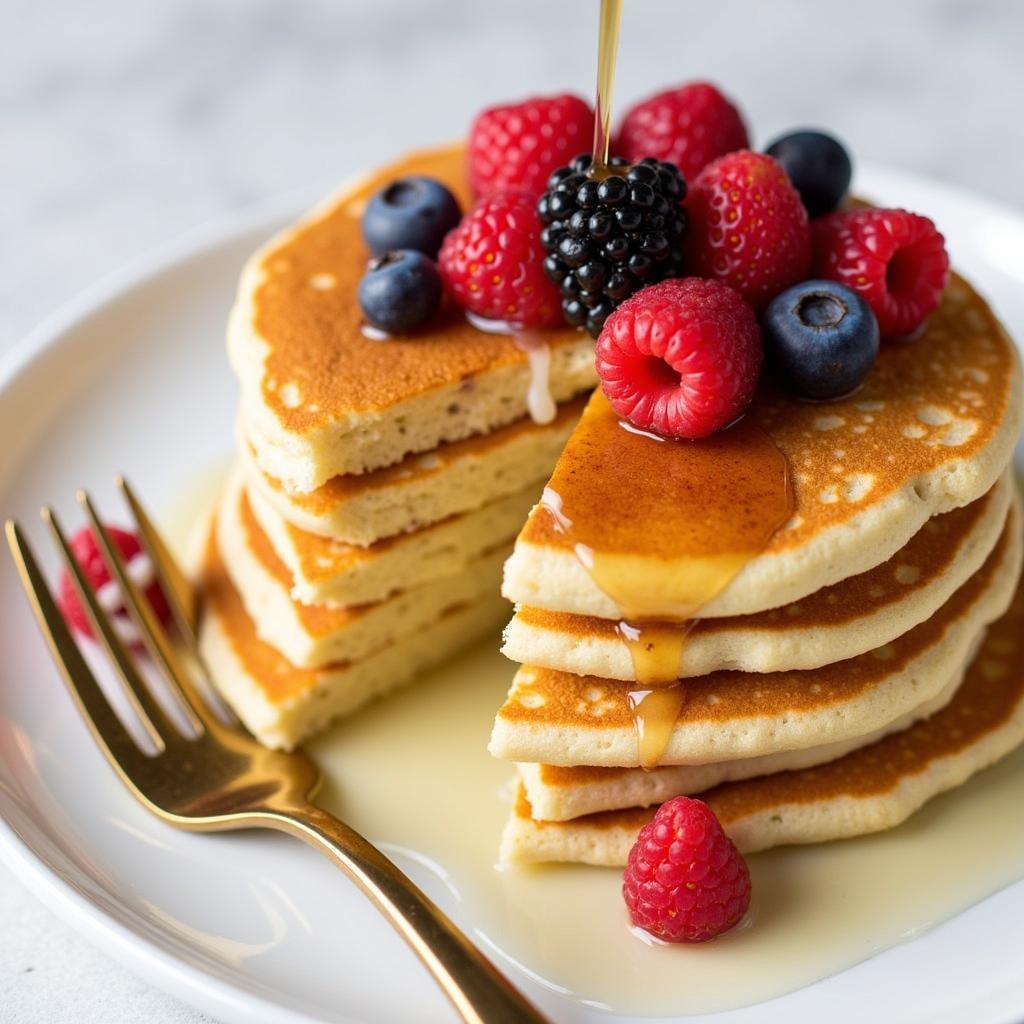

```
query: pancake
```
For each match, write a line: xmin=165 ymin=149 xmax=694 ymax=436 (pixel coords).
xmin=518 ymin=665 xmax=970 ymax=822
xmin=500 ymin=566 xmax=1024 ymax=865
xmin=247 ymin=475 xmax=536 ymax=608
xmin=502 ymin=274 xmax=1021 ymax=621
xmin=240 ymin=398 xmax=583 ymax=544
xmin=490 ymin=513 xmax=1022 ymax=767
xmin=503 ymin=473 xmax=1013 ymax=680
xmin=229 ymin=144 xmax=597 ymax=492
xmin=199 ymin=526 xmax=508 ymax=750
xmin=216 ymin=469 xmax=508 ymax=669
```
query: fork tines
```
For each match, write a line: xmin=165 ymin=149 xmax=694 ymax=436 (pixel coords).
xmin=5 ymin=479 xmax=218 ymax=760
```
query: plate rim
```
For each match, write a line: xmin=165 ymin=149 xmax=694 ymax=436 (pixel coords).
xmin=2 ymin=161 xmax=1023 ymax=1024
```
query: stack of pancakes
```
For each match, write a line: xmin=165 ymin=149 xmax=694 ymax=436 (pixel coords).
xmin=197 ymin=146 xmax=597 ymax=749
xmin=491 ymin=274 xmax=1024 ymax=864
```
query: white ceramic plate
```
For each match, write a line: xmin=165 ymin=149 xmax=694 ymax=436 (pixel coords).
xmin=2 ymin=166 xmax=1024 ymax=1024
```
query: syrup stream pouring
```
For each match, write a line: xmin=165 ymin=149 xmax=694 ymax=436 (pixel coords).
xmin=591 ymin=0 xmax=624 ymax=172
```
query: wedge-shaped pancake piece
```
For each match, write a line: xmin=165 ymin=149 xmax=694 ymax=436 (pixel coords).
xmin=240 ymin=399 xmax=583 ymax=543
xmin=491 ymin=515 xmax=1022 ymax=767
xmin=503 ymin=274 xmax=1021 ymax=620
xmin=248 ymin=474 xmax=536 ymax=607
xmin=504 ymin=474 xmax=1013 ymax=679
xmin=199 ymin=527 xmax=508 ymax=750
xmin=230 ymin=144 xmax=596 ymax=491
xmin=501 ymin=567 xmax=1024 ymax=864
xmin=217 ymin=470 xmax=508 ymax=669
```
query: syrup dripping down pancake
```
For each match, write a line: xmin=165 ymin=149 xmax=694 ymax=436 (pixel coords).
xmin=500 ymin=547 xmax=1024 ymax=864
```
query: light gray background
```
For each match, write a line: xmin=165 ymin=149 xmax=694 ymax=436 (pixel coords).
xmin=2 ymin=1 xmax=1022 ymax=1020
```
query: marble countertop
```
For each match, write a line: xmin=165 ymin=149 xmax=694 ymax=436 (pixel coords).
xmin=2 ymin=0 xmax=1022 ymax=1020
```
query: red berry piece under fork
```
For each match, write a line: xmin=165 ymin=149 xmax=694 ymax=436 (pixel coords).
xmin=623 ymin=796 xmax=752 ymax=944
xmin=57 ymin=525 xmax=171 ymax=641
xmin=438 ymin=191 xmax=562 ymax=328
xmin=468 ymin=93 xmax=595 ymax=199
xmin=596 ymin=278 xmax=763 ymax=440
xmin=812 ymin=207 xmax=950 ymax=338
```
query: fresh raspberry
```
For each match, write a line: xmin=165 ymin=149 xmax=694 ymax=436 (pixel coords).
xmin=812 ymin=207 xmax=950 ymax=338
xmin=685 ymin=150 xmax=812 ymax=309
xmin=616 ymin=81 xmax=749 ymax=182
xmin=623 ymin=796 xmax=751 ymax=944
xmin=468 ymin=94 xmax=595 ymax=198
xmin=438 ymin=191 xmax=562 ymax=327
xmin=596 ymin=278 xmax=762 ymax=439
xmin=57 ymin=525 xmax=170 ymax=640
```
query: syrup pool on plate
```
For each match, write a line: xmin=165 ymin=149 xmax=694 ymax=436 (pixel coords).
xmin=539 ymin=391 xmax=795 ymax=768
xmin=165 ymin=469 xmax=1024 ymax=1017
xmin=306 ymin=635 xmax=1024 ymax=1017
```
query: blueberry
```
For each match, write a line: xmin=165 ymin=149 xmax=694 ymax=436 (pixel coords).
xmin=361 ymin=176 xmax=461 ymax=258
xmin=763 ymin=280 xmax=879 ymax=400
xmin=765 ymin=130 xmax=852 ymax=218
xmin=357 ymin=250 xmax=442 ymax=334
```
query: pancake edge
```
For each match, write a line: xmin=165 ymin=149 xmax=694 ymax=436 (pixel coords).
xmin=216 ymin=466 xmax=509 ymax=669
xmin=502 ymin=472 xmax=1014 ymax=679
xmin=490 ymin=512 xmax=1024 ymax=767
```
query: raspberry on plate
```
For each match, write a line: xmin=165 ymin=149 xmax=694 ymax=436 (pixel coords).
xmin=596 ymin=277 xmax=762 ymax=439
xmin=57 ymin=525 xmax=170 ymax=640
xmin=468 ymin=94 xmax=595 ymax=199
xmin=623 ymin=796 xmax=751 ymax=944
xmin=616 ymin=81 xmax=749 ymax=182
xmin=438 ymin=191 xmax=562 ymax=328
xmin=812 ymin=207 xmax=950 ymax=338
xmin=685 ymin=150 xmax=812 ymax=308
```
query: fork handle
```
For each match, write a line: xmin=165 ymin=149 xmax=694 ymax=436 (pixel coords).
xmin=263 ymin=803 xmax=550 ymax=1024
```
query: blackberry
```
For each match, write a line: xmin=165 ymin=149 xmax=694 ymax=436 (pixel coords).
xmin=537 ymin=153 xmax=687 ymax=337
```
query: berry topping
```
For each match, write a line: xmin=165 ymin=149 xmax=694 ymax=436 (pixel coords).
xmin=765 ymin=130 xmax=853 ymax=219
xmin=438 ymin=191 xmax=561 ymax=328
xmin=468 ymin=93 xmax=595 ymax=198
xmin=685 ymin=150 xmax=812 ymax=309
xmin=361 ymin=176 xmax=462 ymax=258
xmin=596 ymin=278 xmax=762 ymax=439
xmin=538 ymin=154 xmax=687 ymax=337
xmin=763 ymin=280 xmax=879 ymax=400
xmin=616 ymin=81 xmax=749 ymax=182
xmin=57 ymin=525 xmax=170 ymax=641
xmin=358 ymin=250 xmax=443 ymax=334
xmin=812 ymin=208 xmax=950 ymax=338
xmin=623 ymin=796 xmax=752 ymax=944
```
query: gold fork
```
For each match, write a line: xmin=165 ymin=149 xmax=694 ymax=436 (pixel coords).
xmin=5 ymin=479 xmax=548 ymax=1024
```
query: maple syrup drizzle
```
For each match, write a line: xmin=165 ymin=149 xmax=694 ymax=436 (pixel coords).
xmin=464 ymin=312 xmax=556 ymax=425
xmin=541 ymin=391 xmax=794 ymax=769
xmin=591 ymin=0 xmax=623 ymax=172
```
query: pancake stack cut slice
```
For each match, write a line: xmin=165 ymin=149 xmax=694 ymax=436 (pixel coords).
xmin=198 ymin=144 xmax=599 ymax=749
xmin=491 ymin=272 xmax=1024 ymax=864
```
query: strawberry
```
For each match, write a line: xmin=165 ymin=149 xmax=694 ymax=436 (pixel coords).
xmin=685 ymin=150 xmax=811 ymax=308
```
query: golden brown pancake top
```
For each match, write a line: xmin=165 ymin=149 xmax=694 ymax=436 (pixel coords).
xmin=515 ymin=561 xmax=1024 ymax=826
xmin=250 ymin=145 xmax=584 ymax=432
xmin=519 ymin=479 xmax=999 ymax=645
xmin=498 ymin=518 xmax=1009 ymax=733
xmin=522 ymin=273 xmax=1017 ymax=557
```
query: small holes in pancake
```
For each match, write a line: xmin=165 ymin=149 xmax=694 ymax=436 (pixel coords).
xmin=895 ymin=565 xmax=921 ymax=585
